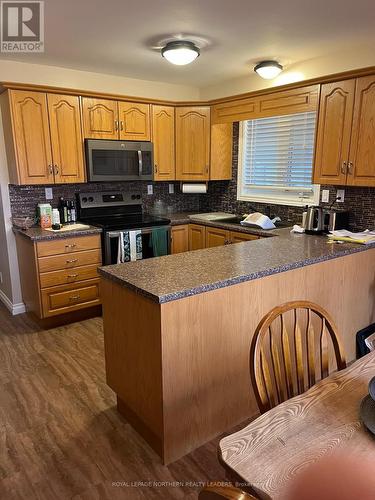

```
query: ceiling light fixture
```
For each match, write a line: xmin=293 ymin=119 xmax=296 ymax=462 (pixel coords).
xmin=254 ymin=60 xmax=283 ymax=79
xmin=161 ymin=41 xmax=200 ymax=66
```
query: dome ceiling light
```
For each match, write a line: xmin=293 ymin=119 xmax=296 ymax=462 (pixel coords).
xmin=161 ymin=40 xmax=200 ymax=66
xmin=254 ymin=60 xmax=283 ymax=79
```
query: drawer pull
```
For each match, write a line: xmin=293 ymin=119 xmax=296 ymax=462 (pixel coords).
xmin=67 ymin=274 xmax=78 ymax=278
xmin=69 ymin=295 xmax=81 ymax=301
xmin=66 ymin=259 xmax=78 ymax=263
xmin=65 ymin=244 xmax=77 ymax=249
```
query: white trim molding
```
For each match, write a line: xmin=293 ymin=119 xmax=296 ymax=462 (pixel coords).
xmin=0 ymin=289 xmax=26 ymax=315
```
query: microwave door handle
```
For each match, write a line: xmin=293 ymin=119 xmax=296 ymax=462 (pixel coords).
xmin=138 ymin=150 xmax=143 ymax=177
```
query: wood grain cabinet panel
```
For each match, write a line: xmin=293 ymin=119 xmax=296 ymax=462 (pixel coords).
xmin=210 ymin=123 xmax=233 ymax=180
xmin=36 ymin=235 xmax=101 ymax=258
xmin=39 ymin=264 xmax=99 ymax=289
xmin=313 ymin=80 xmax=355 ymax=185
xmin=176 ymin=107 xmax=210 ymax=181
xmin=38 ymin=248 xmax=101 ymax=273
xmin=171 ymin=225 xmax=189 ymax=254
xmin=41 ymin=279 xmax=101 ymax=317
xmin=47 ymin=94 xmax=85 ymax=183
xmin=230 ymin=231 xmax=259 ymax=243
xmin=152 ymin=105 xmax=175 ymax=180
xmin=348 ymin=75 xmax=375 ymax=186
xmin=205 ymin=227 xmax=230 ymax=248
xmin=82 ymin=98 xmax=118 ymax=139
xmin=118 ymin=102 xmax=150 ymax=141
xmin=188 ymin=224 xmax=206 ymax=251
xmin=8 ymin=90 xmax=54 ymax=184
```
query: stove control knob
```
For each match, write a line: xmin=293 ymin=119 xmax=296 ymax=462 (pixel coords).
xmin=88 ymin=197 xmax=94 ymax=202
xmin=131 ymin=195 xmax=136 ymax=200
xmin=82 ymin=197 xmax=88 ymax=203
xmin=136 ymin=195 xmax=141 ymax=199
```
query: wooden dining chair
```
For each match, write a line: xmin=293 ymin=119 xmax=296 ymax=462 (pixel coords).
xmin=250 ymin=300 xmax=346 ymax=413
xmin=199 ymin=485 xmax=257 ymax=499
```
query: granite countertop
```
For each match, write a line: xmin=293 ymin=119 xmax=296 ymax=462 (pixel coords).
xmin=13 ymin=224 xmax=102 ymax=241
xmin=98 ymin=226 xmax=374 ymax=303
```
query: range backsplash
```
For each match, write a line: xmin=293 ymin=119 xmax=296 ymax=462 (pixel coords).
xmin=8 ymin=122 xmax=375 ymax=230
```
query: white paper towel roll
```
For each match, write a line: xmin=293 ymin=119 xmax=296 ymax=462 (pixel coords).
xmin=182 ymin=183 xmax=207 ymax=194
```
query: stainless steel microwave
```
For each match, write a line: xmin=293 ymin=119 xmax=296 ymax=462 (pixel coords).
xmin=85 ymin=139 xmax=153 ymax=182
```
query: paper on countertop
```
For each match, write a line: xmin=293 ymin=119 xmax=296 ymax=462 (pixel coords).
xmin=291 ymin=224 xmax=305 ymax=233
xmin=328 ymin=229 xmax=375 ymax=244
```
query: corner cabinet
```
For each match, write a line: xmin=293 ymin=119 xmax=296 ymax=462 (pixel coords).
xmin=2 ymin=90 xmax=85 ymax=185
xmin=82 ymin=98 xmax=151 ymax=141
xmin=152 ymin=105 xmax=175 ymax=181
xmin=176 ymin=107 xmax=210 ymax=181
xmin=314 ymin=76 xmax=375 ymax=187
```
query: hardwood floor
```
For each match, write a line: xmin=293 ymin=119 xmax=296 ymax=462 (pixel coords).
xmin=0 ymin=304 xmax=257 ymax=499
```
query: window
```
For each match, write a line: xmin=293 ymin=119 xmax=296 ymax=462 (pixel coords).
xmin=238 ymin=111 xmax=320 ymax=206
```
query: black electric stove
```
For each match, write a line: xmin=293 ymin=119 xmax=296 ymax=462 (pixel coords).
xmin=77 ymin=191 xmax=171 ymax=264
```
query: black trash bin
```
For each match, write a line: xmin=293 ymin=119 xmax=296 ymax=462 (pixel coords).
xmin=356 ymin=323 xmax=375 ymax=358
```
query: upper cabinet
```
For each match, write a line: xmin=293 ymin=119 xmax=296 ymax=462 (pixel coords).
xmin=82 ymin=98 xmax=151 ymax=141
xmin=313 ymin=76 xmax=375 ymax=187
xmin=152 ymin=105 xmax=175 ymax=181
xmin=2 ymin=90 xmax=85 ymax=185
xmin=210 ymin=123 xmax=233 ymax=180
xmin=176 ymin=107 xmax=210 ymax=181
xmin=82 ymin=98 xmax=118 ymax=139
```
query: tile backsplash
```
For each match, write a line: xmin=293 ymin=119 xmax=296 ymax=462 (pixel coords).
xmin=8 ymin=122 xmax=375 ymax=230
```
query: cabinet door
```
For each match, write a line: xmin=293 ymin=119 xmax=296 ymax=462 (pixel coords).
xmin=171 ymin=225 xmax=189 ymax=254
xmin=82 ymin=98 xmax=119 ymax=139
xmin=348 ymin=75 xmax=375 ymax=187
xmin=210 ymin=123 xmax=233 ymax=180
xmin=205 ymin=227 xmax=230 ymax=248
xmin=9 ymin=90 xmax=54 ymax=185
xmin=118 ymin=102 xmax=151 ymax=141
xmin=188 ymin=224 xmax=206 ymax=251
xmin=230 ymin=231 xmax=259 ymax=243
xmin=47 ymin=94 xmax=85 ymax=183
xmin=176 ymin=107 xmax=210 ymax=181
xmin=313 ymin=80 xmax=355 ymax=185
xmin=152 ymin=105 xmax=175 ymax=180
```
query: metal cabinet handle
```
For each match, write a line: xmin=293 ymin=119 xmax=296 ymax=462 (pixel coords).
xmin=341 ymin=161 xmax=347 ymax=174
xmin=54 ymin=164 xmax=59 ymax=175
xmin=206 ymin=165 xmax=209 ymax=174
xmin=67 ymin=274 xmax=78 ymax=278
xmin=120 ymin=121 xmax=124 ymax=131
xmin=66 ymin=259 xmax=78 ymax=263
xmin=65 ymin=243 xmax=77 ymax=249
xmin=155 ymin=164 xmax=158 ymax=173
xmin=69 ymin=295 xmax=80 ymax=301
xmin=48 ymin=164 xmax=53 ymax=174
xmin=115 ymin=120 xmax=119 ymax=131
xmin=348 ymin=161 xmax=354 ymax=175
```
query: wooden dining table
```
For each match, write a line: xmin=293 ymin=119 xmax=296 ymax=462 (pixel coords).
xmin=219 ymin=351 xmax=375 ymax=500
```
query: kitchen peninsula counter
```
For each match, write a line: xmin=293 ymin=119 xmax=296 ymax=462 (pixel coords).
xmin=100 ymin=230 xmax=375 ymax=464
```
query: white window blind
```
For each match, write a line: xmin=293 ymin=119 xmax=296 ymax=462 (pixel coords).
xmin=238 ymin=111 xmax=320 ymax=206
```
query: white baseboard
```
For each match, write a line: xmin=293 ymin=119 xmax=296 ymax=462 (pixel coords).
xmin=0 ymin=289 xmax=26 ymax=315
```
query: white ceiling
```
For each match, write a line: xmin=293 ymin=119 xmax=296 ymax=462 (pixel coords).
xmin=2 ymin=0 xmax=375 ymax=88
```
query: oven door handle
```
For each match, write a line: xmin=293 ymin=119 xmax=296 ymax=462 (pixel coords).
xmin=138 ymin=150 xmax=143 ymax=177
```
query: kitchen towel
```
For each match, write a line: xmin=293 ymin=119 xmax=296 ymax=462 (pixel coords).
xmin=117 ymin=230 xmax=142 ymax=263
xmin=149 ymin=227 xmax=168 ymax=257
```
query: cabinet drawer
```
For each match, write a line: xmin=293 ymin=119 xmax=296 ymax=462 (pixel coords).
xmin=39 ymin=264 xmax=99 ymax=289
xmin=38 ymin=249 xmax=101 ymax=273
xmin=41 ymin=279 xmax=100 ymax=317
xmin=36 ymin=235 xmax=101 ymax=257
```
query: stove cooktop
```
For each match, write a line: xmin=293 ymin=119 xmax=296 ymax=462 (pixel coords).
xmin=80 ymin=213 xmax=171 ymax=231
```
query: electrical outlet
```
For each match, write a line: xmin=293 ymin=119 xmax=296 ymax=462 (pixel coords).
xmin=321 ymin=189 xmax=330 ymax=203
xmin=45 ymin=187 xmax=53 ymax=200
xmin=0 ymin=272 xmax=3 ymax=284
xmin=147 ymin=184 xmax=153 ymax=195
xmin=168 ymin=183 xmax=174 ymax=194
xmin=336 ymin=189 xmax=345 ymax=203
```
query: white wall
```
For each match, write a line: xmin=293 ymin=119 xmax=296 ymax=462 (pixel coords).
xmin=199 ymin=44 xmax=375 ymax=99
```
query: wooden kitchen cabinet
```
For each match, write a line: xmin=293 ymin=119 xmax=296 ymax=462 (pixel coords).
xmin=171 ymin=225 xmax=189 ymax=254
xmin=188 ymin=224 xmax=206 ymax=251
xmin=2 ymin=90 xmax=85 ymax=185
xmin=176 ymin=107 xmax=210 ymax=181
xmin=118 ymin=102 xmax=150 ymax=141
xmin=82 ymin=98 xmax=119 ymax=139
xmin=347 ymin=75 xmax=375 ymax=186
xmin=314 ymin=75 xmax=375 ymax=187
xmin=230 ymin=231 xmax=259 ymax=243
xmin=47 ymin=94 xmax=85 ymax=183
xmin=205 ymin=227 xmax=230 ymax=247
xmin=210 ymin=123 xmax=233 ymax=180
xmin=152 ymin=105 xmax=175 ymax=180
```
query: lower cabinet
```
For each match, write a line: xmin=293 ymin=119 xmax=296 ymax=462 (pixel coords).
xmin=171 ymin=225 xmax=189 ymax=254
xmin=205 ymin=227 xmax=230 ymax=247
xmin=16 ymin=233 xmax=102 ymax=319
xmin=230 ymin=232 xmax=259 ymax=243
xmin=188 ymin=224 xmax=206 ymax=251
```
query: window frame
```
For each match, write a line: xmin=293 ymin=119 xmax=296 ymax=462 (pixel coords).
xmin=237 ymin=118 xmax=320 ymax=207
